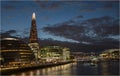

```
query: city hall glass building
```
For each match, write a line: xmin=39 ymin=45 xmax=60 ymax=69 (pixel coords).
xmin=0 ymin=37 xmax=34 ymax=65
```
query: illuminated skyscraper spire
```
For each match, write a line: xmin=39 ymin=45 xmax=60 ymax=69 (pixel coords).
xmin=32 ymin=12 xmax=36 ymax=20
xmin=29 ymin=12 xmax=40 ymax=61
xmin=29 ymin=12 xmax=38 ymax=43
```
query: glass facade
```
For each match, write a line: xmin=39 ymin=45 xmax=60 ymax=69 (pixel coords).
xmin=40 ymin=46 xmax=70 ymax=62
xmin=0 ymin=37 xmax=35 ymax=65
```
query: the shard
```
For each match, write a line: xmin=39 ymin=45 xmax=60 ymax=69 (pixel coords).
xmin=29 ymin=12 xmax=38 ymax=43
xmin=29 ymin=12 xmax=40 ymax=61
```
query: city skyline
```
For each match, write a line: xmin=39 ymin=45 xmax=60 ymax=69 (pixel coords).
xmin=0 ymin=1 xmax=119 ymax=75
xmin=1 ymin=0 xmax=119 ymax=52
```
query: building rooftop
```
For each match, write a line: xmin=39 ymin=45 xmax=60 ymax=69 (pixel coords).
xmin=1 ymin=37 xmax=31 ymax=50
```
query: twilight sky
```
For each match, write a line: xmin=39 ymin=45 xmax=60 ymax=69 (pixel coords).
xmin=1 ymin=0 xmax=119 ymax=46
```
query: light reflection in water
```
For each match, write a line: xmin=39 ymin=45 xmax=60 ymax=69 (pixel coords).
xmin=30 ymin=71 xmax=33 ymax=76
xmin=11 ymin=75 xmax=15 ymax=76
xmin=21 ymin=73 xmax=25 ymax=76
xmin=11 ymin=63 xmax=73 ymax=76
xmin=10 ymin=61 xmax=119 ymax=75
xmin=36 ymin=70 xmax=40 ymax=75
xmin=101 ymin=62 xmax=109 ymax=75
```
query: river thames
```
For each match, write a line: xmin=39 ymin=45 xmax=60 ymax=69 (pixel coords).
xmin=10 ymin=61 xmax=119 ymax=76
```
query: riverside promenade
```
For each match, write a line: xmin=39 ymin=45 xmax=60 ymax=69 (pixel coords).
xmin=1 ymin=61 xmax=74 ymax=75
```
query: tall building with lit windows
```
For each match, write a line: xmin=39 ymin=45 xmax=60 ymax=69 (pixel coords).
xmin=29 ymin=12 xmax=40 ymax=60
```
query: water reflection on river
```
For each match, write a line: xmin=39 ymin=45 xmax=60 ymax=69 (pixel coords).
xmin=11 ymin=61 xmax=119 ymax=76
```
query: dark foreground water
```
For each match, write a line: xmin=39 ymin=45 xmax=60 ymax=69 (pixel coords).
xmin=11 ymin=61 xmax=119 ymax=76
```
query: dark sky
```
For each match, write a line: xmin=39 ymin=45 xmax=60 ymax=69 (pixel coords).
xmin=1 ymin=0 xmax=119 ymax=52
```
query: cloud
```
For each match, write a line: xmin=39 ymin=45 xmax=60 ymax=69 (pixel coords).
xmin=49 ymin=2 xmax=60 ymax=9
xmin=43 ymin=16 xmax=51 ymax=21
xmin=0 ymin=29 xmax=30 ymax=38
xmin=102 ymin=3 xmax=113 ymax=10
xmin=0 ymin=30 xmax=17 ymax=38
xmin=1 ymin=1 xmax=19 ymax=10
xmin=73 ymin=15 xmax=84 ymax=19
xmin=2 ymin=5 xmax=15 ymax=10
xmin=43 ymin=16 xmax=119 ymax=47
xmin=82 ymin=16 xmax=119 ymax=36
xmin=100 ymin=1 xmax=118 ymax=10
xmin=35 ymin=0 xmax=61 ymax=10
xmin=80 ymin=8 xmax=96 ymax=12
xmin=65 ymin=1 xmax=96 ymax=7
xmin=64 ymin=1 xmax=96 ymax=13
xmin=6 ymin=30 xmax=16 ymax=33
xmin=59 ymin=15 xmax=84 ymax=26
xmin=43 ymin=23 xmax=88 ymax=42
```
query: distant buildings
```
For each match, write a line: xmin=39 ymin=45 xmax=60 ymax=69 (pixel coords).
xmin=99 ymin=49 xmax=120 ymax=60
xmin=0 ymin=38 xmax=34 ymax=65
xmin=40 ymin=46 xmax=70 ymax=62
xmin=71 ymin=52 xmax=96 ymax=61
